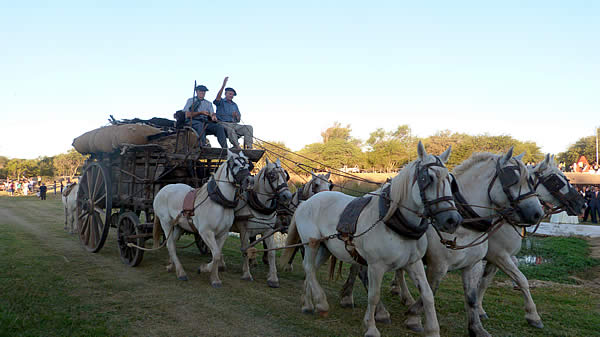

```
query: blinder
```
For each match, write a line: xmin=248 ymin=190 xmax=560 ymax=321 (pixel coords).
xmin=534 ymin=171 xmax=585 ymax=216
xmin=415 ymin=157 xmax=457 ymax=218
xmin=498 ymin=166 xmax=520 ymax=188
xmin=227 ymin=157 xmax=251 ymax=186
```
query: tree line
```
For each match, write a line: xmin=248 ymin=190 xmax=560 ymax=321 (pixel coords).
xmin=0 ymin=149 xmax=87 ymax=180
xmin=258 ymin=122 xmax=546 ymax=173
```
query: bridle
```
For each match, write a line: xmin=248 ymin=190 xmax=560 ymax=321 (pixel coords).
xmin=227 ymin=156 xmax=251 ymax=186
xmin=264 ymin=165 xmax=291 ymax=197
xmin=487 ymin=158 xmax=537 ymax=224
xmin=530 ymin=168 xmax=584 ymax=216
xmin=414 ymin=157 xmax=458 ymax=218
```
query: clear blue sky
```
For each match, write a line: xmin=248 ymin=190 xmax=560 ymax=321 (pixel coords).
xmin=1 ymin=1 xmax=598 ymax=159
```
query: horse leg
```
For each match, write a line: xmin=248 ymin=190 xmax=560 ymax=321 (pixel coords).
xmin=64 ymin=206 xmax=68 ymax=231
xmin=462 ymin=262 xmax=490 ymax=337
xmin=301 ymin=244 xmax=316 ymax=314
xmin=265 ymin=235 xmax=280 ymax=288
xmin=391 ymin=269 xmax=416 ymax=306
xmin=405 ymin=262 xmax=446 ymax=334
xmin=355 ymin=266 xmax=391 ymax=324
xmin=164 ymin=225 xmax=187 ymax=281
xmin=239 ymin=223 xmax=253 ymax=281
xmin=404 ymin=260 xmax=441 ymax=337
xmin=476 ymin=261 xmax=499 ymax=320
xmin=494 ymin=254 xmax=543 ymax=328
xmin=249 ymin=235 xmax=258 ymax=267
xmin=197 ymin=230 xmax=223 ymax=287
xmin=302 ymin=243 xmax=330 ymax=315
xmin=340 ymin=264 xmax=359 ymax=308
xmin=363 ymin=264 xmax=385 ymax=337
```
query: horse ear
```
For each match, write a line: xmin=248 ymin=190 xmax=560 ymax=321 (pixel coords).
xmin=276 ymin=158 xmax=281 ymax=166
xmin=439 ymin=146 xmax=451 ymax=164
xmin=501 ymin=146 xmax=514 ymax=165
xmin=227 ymin=149 xmax=234 ymax=158
xmin=514 ymin=152 xmax=526 ymax=161
xmin=537 ymin=154 xmax=550 ymax=172
xmin=265 ymin=157 xmax=270 ymax=166
xmin=311 ymin=170 xmax=316 ymax=178
xmin=550 ymin=154 xmax=556 ymax=164
xmin=325 ymin=172 xmax=331 ymax=180
xmin=417 ymin=141 xmax=427 ymax=160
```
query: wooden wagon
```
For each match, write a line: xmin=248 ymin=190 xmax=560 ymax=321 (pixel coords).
xmin=76 ymin=125 xmax=264 ymax=266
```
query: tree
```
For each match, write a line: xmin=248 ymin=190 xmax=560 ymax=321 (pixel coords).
xmin=54 ymin=149 xmax=87 ymax=178
xmin=557 ymin=136 xmax=596 ymax=166
xmin=366 ymin=125 xmax=416 ymax=172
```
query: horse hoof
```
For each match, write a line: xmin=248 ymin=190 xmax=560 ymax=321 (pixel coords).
xmin=526 ymin=319 xmax=544 ymax=329
xmin=241 ymin=276 xmax=254 ymax=282
xmin=405 ymin=323 xmax=424 ymax=333
xmin=267 ymin=280 xmax=280 ymax=288
xmin=302 ymin=308 xmax=314 ymax=315
xmin=211 ymin=281 xmax=223 ymax=288
xmin=390 ymin=288 xmax=400 ymax=296
xmin=340 ymin=300 xmax=354 ymax=308
xmin=318 ymin=310 xmax=329 ymax=318
xmin=282 ymin=264 xmax=293 ymax=272
xmin=375 ymin=316 xmax=391 ymax=324
xmin=364 ymin=327 xmax=381 ymax=337
xmin=479 ymin=313 xmax=489 ymax=320
xmin=178 ymin=275 xmax=188 ymax=281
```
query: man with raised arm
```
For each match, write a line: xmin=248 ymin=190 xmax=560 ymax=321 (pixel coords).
xmin=213 ymin=77 xmax=254 ymax=149
xmin=183 ymin=84 xmax=227 ymax=148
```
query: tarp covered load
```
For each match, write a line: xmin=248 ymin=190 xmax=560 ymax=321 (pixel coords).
xmin=72 ymin=124 xmax=162 ymax=154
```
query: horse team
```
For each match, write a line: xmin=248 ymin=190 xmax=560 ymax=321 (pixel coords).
xmin=62 ymin=144 xmax=583 ymax=337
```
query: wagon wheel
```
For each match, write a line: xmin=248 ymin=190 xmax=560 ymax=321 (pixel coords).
xmin=193 ymin=233 xmax=210 ymax=255
xmin=117 ymin=212 xmax=145 ymax=267
xmin=77 ymin=162 xmax=112 ymax=253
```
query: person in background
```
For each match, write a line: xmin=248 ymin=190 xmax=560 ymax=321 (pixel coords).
xmin=589 ymin=186 xmax=600 ymax=224
xmin=39 ymin=183 xmax=47 ymax=200
xmin=60 ymin=181 xmax=64 ymax=194
xmin=213 ymin=76 xmax=254 ymax=149
xmin=183 ymin=84 xmax=227 ymax=148
xmin=53 ymin=180 xmax=57 ymax=195
xmin=582 ymin=186 xmax=592 ymax=222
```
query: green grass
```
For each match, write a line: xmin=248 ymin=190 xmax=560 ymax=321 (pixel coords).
xmin=1 ymin=196 xmax=599 ymax=336
xmin=0 ymin=224 xmax=122 ymax=336
xmin=516 ymin=236 xmax=600 ymax=284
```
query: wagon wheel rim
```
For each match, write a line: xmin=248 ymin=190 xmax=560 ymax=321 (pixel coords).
xmin=77 ymin=162 xmax=112 ymax=253
xmin=117 ymin=212 xmax=145 ymax=267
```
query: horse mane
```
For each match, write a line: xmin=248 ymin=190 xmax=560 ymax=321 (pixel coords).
xmin=453 ymin=151 xmax=529 ymax=185
xmin=452 ymin=152 xmax=497 ymax=177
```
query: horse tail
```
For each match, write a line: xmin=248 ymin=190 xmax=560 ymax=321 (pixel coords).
xmin=279 ymin=215 xmax=300 ymax=269
xmin=152 ymin=215 xmax=163 ymax=249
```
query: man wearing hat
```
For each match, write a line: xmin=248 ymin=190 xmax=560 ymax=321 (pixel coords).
xmin=183 ymin=84 xmax=227 ymax=148
xmin=213 ymin=77 xmax=253 ymax=149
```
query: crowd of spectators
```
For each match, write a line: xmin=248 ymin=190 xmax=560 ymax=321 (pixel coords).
xmin=2 ymin=178 xmax=66 ymax=199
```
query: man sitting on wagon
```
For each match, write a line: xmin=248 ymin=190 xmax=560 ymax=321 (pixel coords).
xmin=183 ymin=84 xmax=227 ymax=148
xmin=213 ymin=77 xmax=254 ymax=149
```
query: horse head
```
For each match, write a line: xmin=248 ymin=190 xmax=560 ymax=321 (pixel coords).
xmin=264 ymin=158 xmax=293 ymax=205
xmin=226 ymin=149 xmax=254 ymax=190
xmin=490 ymin=147 xmax=543 ymax=225
xmin=530 ymin=153 xmax=585 ymax=216
xmin=411 ymin=141 xmax=462 ymax=233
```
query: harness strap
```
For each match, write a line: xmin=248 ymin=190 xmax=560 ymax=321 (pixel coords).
xmin=207 ymin=178 xmax=238 ymax=208
xmin=247 ymin=189 xmax=277 ymax=215
xmin=450 ymin=175 xmax=493 ymax=231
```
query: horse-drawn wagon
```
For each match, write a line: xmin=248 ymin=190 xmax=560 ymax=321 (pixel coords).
xmin=74 ymin=120 xmax=264 ymax=266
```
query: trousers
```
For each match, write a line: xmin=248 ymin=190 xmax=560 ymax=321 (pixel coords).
xmin=220 ymin=122 xmax=253 ymax=149
xmin=189 ymin=119 xmax=227 ymax=148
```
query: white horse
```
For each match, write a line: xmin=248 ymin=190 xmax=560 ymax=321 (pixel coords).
xmin=277 ymin=171 xmax=332 ymax=271
xmin=475 ymin=154 xmax=586 ymax=328
xmin=230 ymin=158 xmax=293 ymax=288
xmin=152 ymin=150 xmax=253 ymax=286
xmin=281 ymin=142 xmax=462 ymax=337
xmin=390 ymin=149 xmax=544 ymax=337
xmin=61 ymin=182 xmax=79 ymax=234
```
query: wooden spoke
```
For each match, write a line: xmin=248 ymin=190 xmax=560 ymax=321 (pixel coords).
xmin=117 ymin=212 xmax=145 ymax=267
xmin=78 ymin=161 xmax=112 ymax=253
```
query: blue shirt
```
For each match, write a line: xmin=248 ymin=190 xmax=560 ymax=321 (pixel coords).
xmin=213 ymin=98 xmax=240 ymax=123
